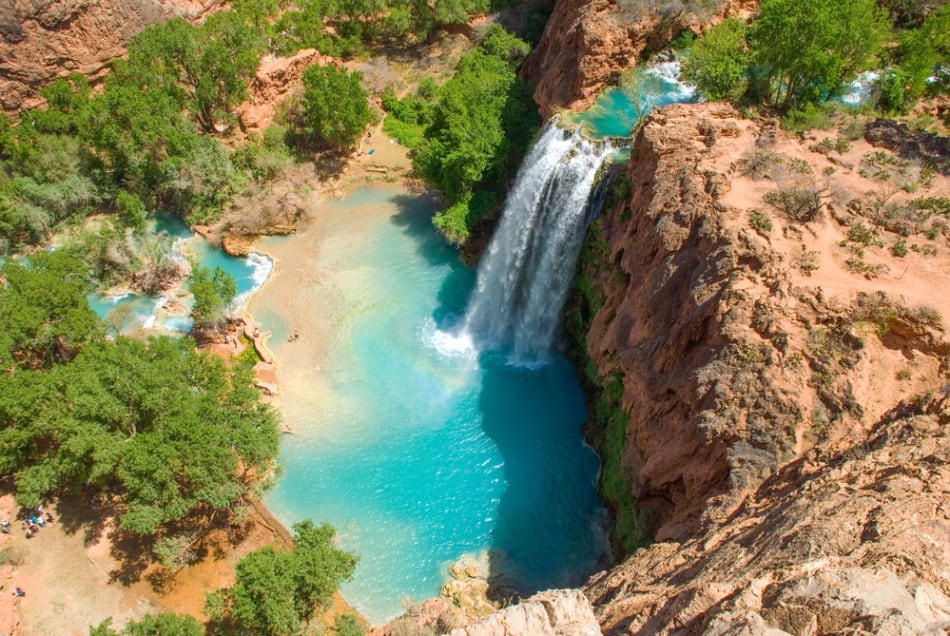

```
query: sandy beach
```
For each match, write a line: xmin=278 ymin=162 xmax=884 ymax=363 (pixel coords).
xmin=247 ymin=128 xmax=422 ymax=435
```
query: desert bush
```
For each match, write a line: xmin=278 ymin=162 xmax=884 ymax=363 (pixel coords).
xmin=765 ymin=187 xmax=823 ymax=221
xmin=749 ymin=210 xmax=773 ymax=233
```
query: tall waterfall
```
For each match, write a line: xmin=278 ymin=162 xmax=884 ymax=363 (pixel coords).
xmin=462 ymin=124 xmax=612 ymax=364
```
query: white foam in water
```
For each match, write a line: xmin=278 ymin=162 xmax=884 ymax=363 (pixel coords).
xmin=422 ymin=318 xmax=478 ymax=361
xmin=233 ymin=251 xmax=274 ymax=309
xmin=108 ymin=291 xmax=132 ymax=304
xmin=141 ymin=295 xmax=167 ymax=329
xmin=643 ymin=58 xmax=697 ymax=103
xmin=840 ymin=70 xmax=880 ymax=106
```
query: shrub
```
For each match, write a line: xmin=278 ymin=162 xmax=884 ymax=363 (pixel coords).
xmin=749 ymin=210 xmax=773 ymax=233
xmin=847 ymin=222 xmax=875 ymax=245
xmin=765 ymin=188 xmax=823 ymax=221
xmin=796 ymin=249 xmax=821 ymax=275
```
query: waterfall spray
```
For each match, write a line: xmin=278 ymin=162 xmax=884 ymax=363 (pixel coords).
xmin=462 ymin=125 xmax=613 ymax=364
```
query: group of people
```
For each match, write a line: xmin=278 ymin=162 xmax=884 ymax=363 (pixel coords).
xmin=4 ymin=506 xmax=54 ymax=540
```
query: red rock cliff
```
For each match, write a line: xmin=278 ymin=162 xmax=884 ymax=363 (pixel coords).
xmin=522 ymin=0 xmax=756 ymax=118
xmin=0 ymin=0 xmax=222 ymax=114
xmin=572 ymin=102 xmax=950 ymax=633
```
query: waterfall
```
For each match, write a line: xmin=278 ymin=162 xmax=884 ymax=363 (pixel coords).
xmin=462 ymin=124 xmax=613 ymax=364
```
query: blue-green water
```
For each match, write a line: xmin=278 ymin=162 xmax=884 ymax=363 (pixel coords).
xmin=263 ymin=188 xmax=606 ymax=623
xmin=570 ymin=59 xmax=696 ymax=139
xmin=88 ymin=214 xmax=272 ymax=331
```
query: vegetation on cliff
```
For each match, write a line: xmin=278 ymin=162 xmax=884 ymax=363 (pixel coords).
xmin=0 ymin=0 xmax=497 ymax=262
xmin=683 ymin=0 xmax=949 ymax=115
xmin=382 ymin=24 xmax=539 ymax=243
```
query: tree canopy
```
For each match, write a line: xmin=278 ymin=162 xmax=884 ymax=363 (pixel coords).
xmin=188 ymin=265 xmax=237 ymax=332
xmin=0 ymin=255 xmax=280 ymax=533
xmin=682 ymin=19 xmax=749 ymax=102
xmin=91 ymin=613 xmax=203 ymax=636
xmin=300 ymin=65 xmax=374 ymax=150
xmin=389 ymin=24 xmax=538 ymax=243
xmin=205 ymin=520 xmax=357 ymax=636
xmin=748 ymin=0 xmax=889 ymax=110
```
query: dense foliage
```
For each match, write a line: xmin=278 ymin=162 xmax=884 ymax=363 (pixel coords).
xmin=682 ymin=19 xmax=749 ymax=102
xmin=91 ymin=613 xmax=203 ymax=636
xmin=383 ymin=24 xmax=539 ymax=243
xmin=0 ymin=254 xmax=280 ymax=533
xmin=875 ymin=4 xmax=950 ymax=113
xmin=205 ymin=520 xmax=357 ymax=636
xmin=189 ymin=265 xmax=238 ymax=332
xmin=748 ymin=0 xmax=888 ymax=110
xmin=263 ymin=0 xmax=489 ymax=57
xmin=683 ymin=0 xmax=949 ymax=115
xmin=300 ymin=65 xmax=375 ymax=150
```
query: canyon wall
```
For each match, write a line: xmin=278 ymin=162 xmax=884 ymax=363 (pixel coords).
xmin=569 ymin=103 xmax=950 ymax=633
xmin=0 ymin=0 xmax=222 ymax=114
xmin=522 ymin=0 xmax=757 ymax=118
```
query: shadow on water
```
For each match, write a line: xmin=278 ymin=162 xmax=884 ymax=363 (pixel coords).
xmin=389 ymin=192 xmax=475 ymax=327
xmin=477 ymin=352 xmax=610 ymax=604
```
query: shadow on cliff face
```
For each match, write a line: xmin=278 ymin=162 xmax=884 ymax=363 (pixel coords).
xmin=477 ymin=354 xmax=611 ymax=604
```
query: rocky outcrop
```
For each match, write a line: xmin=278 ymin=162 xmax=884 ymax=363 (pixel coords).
xmin=0 ymin=0 xmax=222 ymax=114
xmin=522 ymin=0 xmax=757 ymax=117
xmin=237 ymin=48 xmax=338 ymax=134
xmin=450 ymin=589 xmax=602 ymax=636
xmin=567 ymin=102 xmax=950 ymax=633
xmin=587 ymin=393 xmax=950 ymax=635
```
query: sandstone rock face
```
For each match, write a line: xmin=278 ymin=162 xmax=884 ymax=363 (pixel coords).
xmin=450 ymin=589 xmax=602 ymax=636
xmin=572 ymin=102 xmax=950 ymax=634
xmin=587 ymin=393 xmax=950 ymax=635
xmin=237 ymin=48 xmax=338 ymax=134
xmin=522 ymin=0 xmax=757 ymax=118
xmin=0 ymin=0 xmax=222 ymax=114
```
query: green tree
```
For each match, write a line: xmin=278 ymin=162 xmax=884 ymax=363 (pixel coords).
xmin=413 ymin=25 xmax=538 ymax=243
xmin=876 ymin=5 xmax=950 ymax=112
xmin=123 ymin=15 xmax=261 ymax=132
xmin=188 ymin=265 xmax=237 ymax=332
xmin=683 ymin=19 xmax=749 ymax=101
xmin=300 ymin=65 xmax=374 ymax=150
xmin=749 ymin=0 xmax=889 ymax=110
xmin=0 ymin=251 xmax=100 ymax=371
xmin=90 ymin=613 xmax=203 ymax=636
xmin=189 ymin=11 xmax=263 ymax=131
xmin=116 ymin=190 xmax=148 ymax=231
xmin=0 ymin=333 xmax=279 ymax=527
xmin=205 ymin=520 xmax=357 ymax=636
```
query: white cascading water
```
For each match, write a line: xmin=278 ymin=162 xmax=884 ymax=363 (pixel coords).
xmin=462 ymin=124 xmax=612 ymax=364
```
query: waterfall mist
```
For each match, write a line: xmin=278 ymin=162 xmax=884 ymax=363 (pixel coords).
xmin=462 ymin=125 xmax=613 ymax=364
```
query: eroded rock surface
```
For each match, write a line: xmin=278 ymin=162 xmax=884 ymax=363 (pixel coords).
xmin=0 ymin=0 xmax=221 ymax=114
xmin=450 ymin=589 xmax=602 ymax=636
xmin=522 ymin=0 xmax=757 ymax=117
xmin=572 ymin=103 xmax=950 ymax=634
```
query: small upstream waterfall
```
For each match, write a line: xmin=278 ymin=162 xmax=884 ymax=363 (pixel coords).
xmin=462 ymin=124 xmax=613 ymax=363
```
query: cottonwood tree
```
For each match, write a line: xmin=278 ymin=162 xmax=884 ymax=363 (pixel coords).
xmin=749 ymin=0 xmax=889 ymax=110
xmin=205 ymin=520 xmax=357 ymax=636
